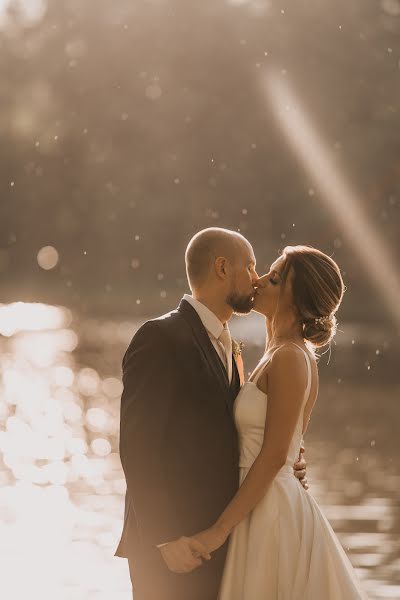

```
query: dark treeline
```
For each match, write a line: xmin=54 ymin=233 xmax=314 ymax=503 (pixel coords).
xmin=1 ymin=0 xmax=399 ymax=321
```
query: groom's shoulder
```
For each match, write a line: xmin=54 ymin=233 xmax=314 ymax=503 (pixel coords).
xmin=152 ymin=306 xmax=181 ymax=325
xmin=123 ymin=305 xmax=198 ymax=368
xmin=129 ymin=306 xmax=184 ymax=344
xmin=144 ymin=306 xmax=182 ymax=333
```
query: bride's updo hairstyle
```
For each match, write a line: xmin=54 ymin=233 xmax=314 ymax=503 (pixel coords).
xmin=280 ymin=245 xmax=345 ymax=348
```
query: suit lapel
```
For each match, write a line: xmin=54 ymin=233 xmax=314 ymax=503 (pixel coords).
xmin=230 ymin=355 xmax=241 ymax=399
xmin=177 ymin=299 xmax=232 ymax=409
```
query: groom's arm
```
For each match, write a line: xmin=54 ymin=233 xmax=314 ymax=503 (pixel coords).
xmin=119 ymin=320 xmax=178 ymax=548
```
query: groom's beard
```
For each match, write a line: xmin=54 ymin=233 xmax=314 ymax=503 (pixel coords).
xmin=226 ymin=291 xmax=255 ymax=314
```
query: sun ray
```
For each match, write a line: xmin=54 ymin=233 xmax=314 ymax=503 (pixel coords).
xmin=263 ymin=70 xmax=400 ymax=328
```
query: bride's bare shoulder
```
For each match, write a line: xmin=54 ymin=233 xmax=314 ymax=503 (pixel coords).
xmin=267 ymin=343 xmax=316 ymax=383
xmin=269 ymin=343 xmax=307 ymax=363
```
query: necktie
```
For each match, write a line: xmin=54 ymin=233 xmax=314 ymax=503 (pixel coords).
xmin=218 ymin=326 xmax=232 ymax=383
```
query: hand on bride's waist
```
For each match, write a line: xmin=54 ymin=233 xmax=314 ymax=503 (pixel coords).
xmin=294 ymin=445 xmax=309 ymax=490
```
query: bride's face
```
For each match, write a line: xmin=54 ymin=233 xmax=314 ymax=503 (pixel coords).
xmin=253 ymin=255 xmax=294 ymax=318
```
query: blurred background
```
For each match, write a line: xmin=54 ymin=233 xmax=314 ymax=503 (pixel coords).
xmin=0 ymin=0 xmax=399 ymax=598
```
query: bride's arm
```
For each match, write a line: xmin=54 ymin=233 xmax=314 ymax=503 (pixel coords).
xmin=194 ymin=345 xmax=308 ymax=553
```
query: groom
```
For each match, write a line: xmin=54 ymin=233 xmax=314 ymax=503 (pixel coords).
xmin=115 ymin=228 xmax=307 ymax=600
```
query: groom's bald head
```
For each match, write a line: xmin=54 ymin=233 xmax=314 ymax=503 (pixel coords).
xmin=185 ymin=227 xmax=253 ymax=290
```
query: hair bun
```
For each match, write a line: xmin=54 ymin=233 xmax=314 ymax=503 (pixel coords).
xmin=303 ymin=314 xmax=337 ymax=347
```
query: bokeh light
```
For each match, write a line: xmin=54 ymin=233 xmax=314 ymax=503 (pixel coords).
xmin=0 ymin=302 xmax=128 ymax=598
xmin=37 ymin=246 xmax=59 ymax=271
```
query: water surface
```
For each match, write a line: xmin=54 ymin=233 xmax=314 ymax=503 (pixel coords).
xmin=0 ymin=303 xmax=398 ymax=599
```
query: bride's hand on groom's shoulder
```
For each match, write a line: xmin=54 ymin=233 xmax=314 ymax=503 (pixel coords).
xmin=192 ymin=524 xmax=229 ymax=554
xmin=159 ymin=536 xmax=211 ymax=574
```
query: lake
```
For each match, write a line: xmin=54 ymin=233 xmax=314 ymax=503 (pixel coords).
xmin=0 ymin=302 xmax=398 ymax=599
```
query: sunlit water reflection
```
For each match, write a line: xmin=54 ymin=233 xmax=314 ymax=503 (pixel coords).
xmin=0 ymin=302 xmax=398 ymax=599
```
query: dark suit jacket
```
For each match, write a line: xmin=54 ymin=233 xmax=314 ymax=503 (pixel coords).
xmin=115 ymin=299 xmax=241 ymax=598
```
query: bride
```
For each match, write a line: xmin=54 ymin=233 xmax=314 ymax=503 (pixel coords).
xmin=191 ymin=245 xmax=367 ymax=599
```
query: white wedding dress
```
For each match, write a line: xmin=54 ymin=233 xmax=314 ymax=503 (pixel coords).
xmin=218 ymin=343 xmax=367 ymax=600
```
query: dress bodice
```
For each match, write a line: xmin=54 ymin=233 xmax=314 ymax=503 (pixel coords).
xmin=220 ymin=342 xmax=367 ymax=600
xmin=234 ymin=343 xmax=312 ymax=471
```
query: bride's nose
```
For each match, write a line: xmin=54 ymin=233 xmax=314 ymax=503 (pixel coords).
xmin=255 ymin=275 xmax=267 ymax=288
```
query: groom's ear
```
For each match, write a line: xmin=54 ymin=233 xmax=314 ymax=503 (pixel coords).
xmin=215 ymin=256 xmax=228 ymax=280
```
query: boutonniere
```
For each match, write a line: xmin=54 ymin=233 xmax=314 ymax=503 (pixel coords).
xmin=232 ymin=339 xmax=245 ymax=385
xmin=232 ymin=339 xmax=244 ymax=358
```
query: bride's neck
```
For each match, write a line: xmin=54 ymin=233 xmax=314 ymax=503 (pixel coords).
xmin=265 ymin=316 xmax=304 ymax=351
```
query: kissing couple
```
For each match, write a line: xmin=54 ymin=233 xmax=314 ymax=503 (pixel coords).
xmin=115 ymin=227 xmax=367 ymax=599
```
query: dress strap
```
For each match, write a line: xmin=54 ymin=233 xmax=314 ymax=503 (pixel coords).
xmin=250 ymin=345 xmax=283 ymax=385
xmin=289 ymin=343 xmax=312 ymax=407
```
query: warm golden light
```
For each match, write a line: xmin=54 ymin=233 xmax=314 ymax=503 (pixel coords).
xmin=0 ymin=302 xmax=130 ymax=599
xmin=263 ymin=70 xmax=400 ymax=329
xmin=0 ymin=302 xmax=68 ymax=336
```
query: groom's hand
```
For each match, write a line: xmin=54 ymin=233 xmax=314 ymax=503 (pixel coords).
xmin=159 ymin=536 xmax=211 ymax=573
xmin=293 ymin=446 xmax=308 ymax=490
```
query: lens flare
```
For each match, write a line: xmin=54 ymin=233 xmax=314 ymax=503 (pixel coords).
xmin=263 ymin=70 xmax=400 ymax=329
